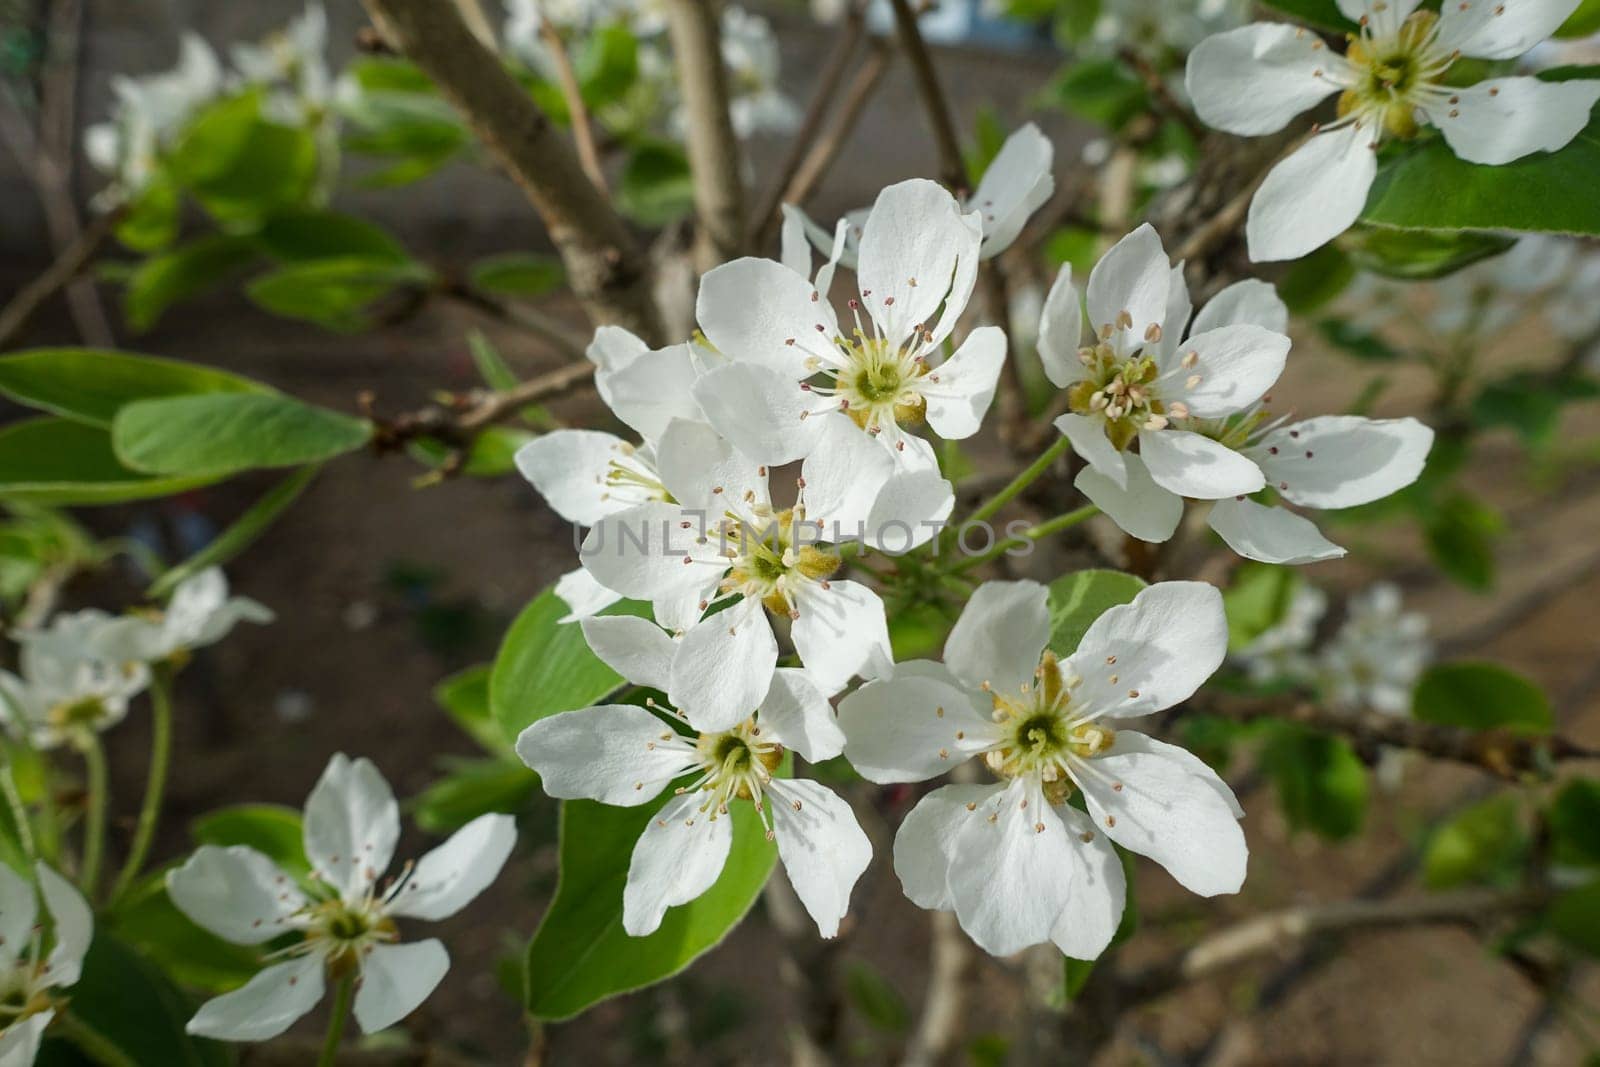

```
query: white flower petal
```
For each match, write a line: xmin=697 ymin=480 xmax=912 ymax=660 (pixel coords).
xmin=580 ymin=502 xmax=725 ymax=601
xmin=857 ymin=178 xmax=982 ymax=349
xmin=388 ymin=813 xmax=516 ymax=922
xmin=692 ymin=361 xmax=827 ymax=466
xmin=1207 ymin=496 xmax=1347 ymax=564
xmin=165 ymin=845 xmax=305 ymax=945
xmin=1085 ymin=223 xmax=1171 ymax=340
xmin=1075 ymin=730 xmax=1247 ymax=897
xmin=1067 ymin=580 xmax=1228 ymax=718
xmin=1037 ymin=263 xmax=1084 ymax=388
xmin=581 ymin=614 xmax=678 ymax=692
xmin=780 ymin=204 xmax=811 ymax=278
xmin=1170 ymin=324 xmax=1289 ymax=418
xmin=944 ymin=579 xmax=1050 ymax=695
xmin=554 ymin=567 xmax=623 ymax=622
xmin=0 ymin=863 xmax=36 ymax=967
xmin=924 ymin=326 xmax=1006 ymax=440
xmin=949 ymin=779 xmax=1077 ymax=955
xmin=838 ymin=669 xmax=998 ymax=783
xmin=1139 ymin=429 xmax=1265 ymax=499
xmin=1157 ymin=263 xmax=1193 ymax=364
xmin=1056 ymin=412 xmax=1128 ymax=488
xmin=0 ymin=1011 xmax=50 ymax=1066
xmin=1427 ymin=76 xmax=1600 ymax=166
xmin=1247 ymin=123 xmax=1377 ymax=263
xmin=1185 ymin=23 xmax=1343 ymax=135
xmin=1189 ymin=278 xmax=1288 ymax=336
xmin=863 ymin=469 xmax=955 ymax=554
xmin=516 ymin=704 xmax=696 ymax=805
xmin=1048 ymin=806 xmax=1127 ymax=961
xmin=670 ymin=598 xmax=779 ymax=731
xmin=696 ymin=257 xmax=835 ymax=381
xmin=758 ymin=668 xmax=845 ymax=762
xmin=186 ymin=956 xmax=325 ymax=1042
xmin=767 ymin=778 xmax=871 ymax=937
xmin=623 ymin=791 xmax=734 ymax=936
xmin=601 ymin=343 xmax=703 ymax=444
xmin=892 ymin=783 xmax=1003 ymax=910
xmin=1437 ymin=0 xmax=1583 ymax=59
xmin=587 ymin=323 xmax=649 ymax=375
xmin=1074 ymin=453 xmax=1183 ymax=544
xmin=515 ymin=430 xmax=640 ymax=526
xmin=798 ymin=416 xmax=895 ymax=532
xmin=654 ymin=417 xmax=766 ymax=514
xmin=790 ymin=579 xmax=892 ymax=697
xmin=353 ymin=940 xmax=449 ymax=1034
xmin=37 ymin=863 xmax=91 ymax=986
xmin=969 ymin=123 xmax=1054 ymax=258
xmin=303 ymin=754 xmax=400 ymax=900
xmin=1250 ymin=415 xmax=1433 ymax=509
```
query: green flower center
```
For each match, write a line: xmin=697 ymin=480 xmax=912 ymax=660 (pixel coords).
xmin=983 ymin=650 xmax=1116 ymax=804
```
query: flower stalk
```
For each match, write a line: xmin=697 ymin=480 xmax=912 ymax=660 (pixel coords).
xmin=316 ymin=974 xmax=356 ymax=1067
xmin=79 ymin=738 xmax=109 ymax=896
xmin=109 ymin=665 xmax=175 ymax=903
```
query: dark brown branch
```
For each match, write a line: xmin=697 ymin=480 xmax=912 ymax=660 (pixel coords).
xmin=664 ymin=0 xmax=746 ymax=267
xmin=783 ymin=42 xmax=894 ymax=209
xmin=887 ymin=0 xmax=967 ymax=194
xmin=538 ymin=18 xmax=608 ymax=194
xmin=1117 ymin=47 xmax=1208 ymax=143
xmin=361 ymin=0 xmax=666 ymax=344
xmin=367 ymin=358 xmax=596 ymax=456
xmin=0 ymin=205 xmax=124 ymax=350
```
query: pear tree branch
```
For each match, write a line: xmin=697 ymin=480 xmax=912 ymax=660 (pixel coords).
xmin=664 ymin=0 xmax=746 ymax=267
xmin=887 ymin=0 xmax=967 ymax=194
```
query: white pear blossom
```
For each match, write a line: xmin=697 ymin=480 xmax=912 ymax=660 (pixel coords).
xmin=166 ymin=754 xmax=515 ymax=1042
xmin=579 ymin=416 xmax=953 ymax=728
xmin=0 ymin=863 xmax=93 ymax=1067
xmin=230 ymin=2 xmax=334 ymax=124
xmin=517 ymin=619 xmax=870 ymax=936
xmin=1186 ymin=0 xmax=1600 ymax=262
xmin=693 ymin=179 xmax=1005 ymax=471
xmin=84 ymin=33 xmax=223 ymax=202
xmin=88 ymin=568 xmax=273 ymax=664
xmin=1318 ymin=582 xmax=1431 ymax=714
xmin=838 ymin=581 xmax=1246 ymax=958
xmin=1234 ymin=581 xmax=1328 ymax=684
xmin=1044 ymin=224 xmax=1291 ymax=504
xmin=712 ymin=8 xmax=800 ymax=138
xmin=0 ymin=613 xmax=149 ymax=750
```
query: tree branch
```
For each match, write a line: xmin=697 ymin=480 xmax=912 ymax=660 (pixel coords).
xmin=0 ymin=204 xmax=123 ymax=350
xmin=367 ymin=357 xmax=596 ymax=456
xmin=361 ymin=0 xmax=666 ymax=344
xmin=782 ymin=41 xmax=894 ymax=210
xmin=887 ymin=0 xmax=966 ymax=193
xmin=664 ymin=0 xmax=746 ymax=268
xmin=537 ymin=18 xmax=608 ymax=194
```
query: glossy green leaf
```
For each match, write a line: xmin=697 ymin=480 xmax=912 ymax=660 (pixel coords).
xmin=525 ymin=789 xmax=778 ymax=1020
xmin=1258 ymin=723 xmax=1368 ymax=840
xmin=0 ymin=418 xmax=220 ymax=506
xmin=1424 ymin=491 xmax=1503 ymax=590
xmin=0 ymin=348 xmax=269 ymax=428
xmin=1549 ymin=779 xmax=1600 ymax=867
xmin=618 ymin=141 xmax=694 ymax=226
xmin=124 ymin=234 xmax=261 ymax=331
xmin=149 ymin=465 xmax=320 ymax=598
xmin=1412 ymin=662 xmax=1552 ymax=734
xmin=113 ymin=392 xmax=373 ymax=478
xmin=1260 ymin=0 xmax=1356 ymax=32
xmin=1278 ymin=244 xmax=1355 ymax=314
xmin=114 ymin=175 xmax=181 ymax=253
xmin=192 ymin=803 xmax=309 ymax=877
xmin=171 ymin=93 xmax=319 ymax=222
xmin=470 ymin=253 xmax=566 ymax=298
xmin=490 ymin=586 xmax=652 ymax=740
xmin=1049 ymin=58 xmax=1148 ymax=131
xmin=245 ymin=255 xmax=434 ymax=333
xmin=1558 ymin=0 xmax=1600 ymax=36
xmin=434 ymin=663 xmax=507 ymax=754
xmin=106 ymin=872 xmax=263 ymax=993
xmin=575 ymin=24 xmax=640 ymax=107
xmin=1340 ymin=226 xmax=1515 ymax=280
xmin=1222 ymin=563 xmax=1301 ymax=652
xmin=411 ymin=756 xmax=537 ymax=834
xmin=256 ymin=209 xmax=408 ymax=263
xmin=1045 ymin=570 xmax=1146 ymax=657
xmin=1422 ymin=794 xmax=1526 ymax=889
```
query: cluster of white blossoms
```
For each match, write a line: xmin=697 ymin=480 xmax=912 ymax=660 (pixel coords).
xmin=167 ymin=754 xmax=516 ymax=1040
xmin=1043 ymin=224 xmax=1434 ymax=564
xmin=0 ymin=864 xmax=92 ymax=1064
xmin=1186 ymin=0 xmax=1600 ymax=261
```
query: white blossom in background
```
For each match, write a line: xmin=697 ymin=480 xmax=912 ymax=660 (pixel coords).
xmin=517 ymin=621 xmax=870 ymax=936
xmin=0 ymin=863 xmax=93 ymax=1066
xmin=839 ymin=581 xmax=1247 ymax=958
xmin=1046 ymin=230 xmax=1433 ymax=563
xmin=694 ymin=179 xmax=1005 ymax=472
xmin=1185 ymin=0 xmax=1600 ymax=261
xmin=716 ymin=8 xmax=801 ymax=138
xmin=167 ymin=754 xmax=515 ymax=1042
xmin=230 ymin=2 xmax=334 ymax=123
xmin=84 ymin=33 xmax=223 ymax=203
xmin=1317 ymin=582 xmax=1431 ymax=715
xmin=579 ymin=416 xmax=953 ymax=728
xmin=89 ymin=568 xmax=273 ymax=664
xmin=0 ymin=613 xmax=149 ymax=750
xmin=1087 ymin=0 xmax=1251 ymax=62
xmin=1233 ymin=581 xmax=1327 ymax=685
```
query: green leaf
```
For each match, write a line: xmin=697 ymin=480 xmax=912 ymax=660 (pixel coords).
xmin=35 ymin=934 xmax=232 ymax=1067
xmin=148 ymin=465 xmax=319 ymax=598
xmin=1422 ymin=794 xmax=1526 ymax=889
xmin=1424 ymin=491 xmax=1503 ymax=590
xmin=468 ymin=330 xmax=519 ymax=391
xmin=411 ymin=757 xmax=537 ymax=833
xmin=617 ymin=141 xmax=695 ymax=226
xmin=1558 ymin=0 xmax=1600 ymax=37
xmin=171 ymin=93 xmax=319 ymax=222
xmin=1258 ymin=723 xmax=1368 ymax=840
xmin=1062 ymin=850 xmax=1138 ymax=999
xmin=1222 ymin=563 xmax=1300 ymax=652
xmin=1316 ymin=317 xmax=1406 ymax=362
xmin=1339 ymin=226 xmax=1515 ymax=280
xmin=575 ymin=24 xmax=640 ymax=107
xmin=1278 ymin=245 xmax=1355 ymax=314
xmin=192 ymin=803 xmax=309 ymax=877
xmin=490 ymin=586 xmax=651 ymax=740
xmin=0 ymin=348 xmax=269 ymax=428
xmin=470 ymin=253 xmax=566 ymax=298
xmin=106 ymin=873 xmax=262 ymax=993
xmin=525 ymin=791 xmax=778 ymax=1020
xmin=112 ymin=393 xmax=373 ymax=479
xmin=434 ymin=663 xmax=507 ymax=754
xmin=256 ymin=209 xmax=408 ymax=263
xmin=0 ymin=418 xmax=220 ymax=506
xmin=124 ymin=234 xmax=261 ymax=331
xmin=1361 ymin=70 xmax=1600 ymax=236
xmin=1546 ymin=881 xmax=1600 ymax=957
xmin=1045 ymin=570 xmax=1147 ymax=657
xmin=1549 ymin=779 xmax=1600 ymax=868
xmin=1412 ymin=662 xmax=1552 ymax=734
xmin=1471 ymin=371 xmax=1595 ymax=447
xmin=845 ymin=963 xmax=911 ymax=1033
xmin=1259 ymin=0 xmax=1356 ymax=32
xmin=114 ymin=176 xmax=181 ymax=253
xmin=1049 ymin=58 xmax=1148 ymax=131
xmin=245 ymin=255 xmax=434 ymax=333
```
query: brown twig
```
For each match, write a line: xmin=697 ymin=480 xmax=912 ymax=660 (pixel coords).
xmin=664 ymin=0 xmax=746 ymax=268
xmin=1117 ymin=46 xmax=1208 ymax=143
xmin=750 ymin=3 xmax=867 ymax=250
xmin=902 ymin=910 xmax=970 ymax=1067
xmin=362 ymin=0 xmax=666 ymax=344
xmin=783 ymin=42 xmax=894 ymax=209
xmin=438 ymin=281 xmax=591 ymax=361
xmin=367 ymin=358 xmax=596 ymax=456
xmin=538 ymin=18 xmax=608 ymax=194
xmin=887 ymin=0 xmax=967 ymax=194
xmin=0 ymin=205 xmax=124 ymax=351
